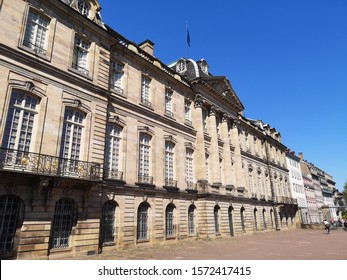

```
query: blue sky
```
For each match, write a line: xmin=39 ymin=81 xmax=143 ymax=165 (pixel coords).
xmin=98 ymin=0 xmax=347 ymax=191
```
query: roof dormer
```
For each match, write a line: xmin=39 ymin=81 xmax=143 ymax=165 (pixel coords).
xmin=197 ymin=59 xmax=209 ymax=74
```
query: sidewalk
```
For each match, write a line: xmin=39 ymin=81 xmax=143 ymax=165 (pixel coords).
xmin=80 ymin=228 xmax=347 ymax=260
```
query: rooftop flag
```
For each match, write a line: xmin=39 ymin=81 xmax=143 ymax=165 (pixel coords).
xmin=186 ymin=25 xmax=191 ymax=47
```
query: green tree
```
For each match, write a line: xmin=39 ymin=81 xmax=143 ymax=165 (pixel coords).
xmin=343 ymin=180 xmax=347 ymax=201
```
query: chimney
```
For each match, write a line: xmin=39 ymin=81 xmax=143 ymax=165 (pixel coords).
xmin=298 ymin=152 xmax=303 ymax=160
xmin=139 ymin=39 xmax=154 ymax=56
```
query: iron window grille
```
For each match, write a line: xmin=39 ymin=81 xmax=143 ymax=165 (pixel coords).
xmin=0 ymin=195 xmax=24 ymax=256
xmin=214 ymin=206 xmax=220 ymax=233
xmin=137 ymin=203 xmax=148 ymax=240
xmin=50 ymin=198 xmax=76 ymax=249
xmin=165 ymin=205 xmax=174 ymax=237
xmin=188 ymin=206 xmax=195 ymax=235
xmin=100 ymin=201 xmax=116 ymax=245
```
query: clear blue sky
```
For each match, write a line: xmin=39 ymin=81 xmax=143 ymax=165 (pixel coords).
xmin=98 ymin=0 xmax=347 ymax=191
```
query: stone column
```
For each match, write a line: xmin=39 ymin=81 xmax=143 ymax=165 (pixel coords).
xmin=230 ymin=119 xmax=245 ymax=189
xmin=220 ymin=114 xmax=233 ymax=186
xmin=208 ymin=106 xmax=222 ymax=185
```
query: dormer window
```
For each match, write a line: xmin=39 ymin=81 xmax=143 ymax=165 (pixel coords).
xmin=176 ymin=60 xmax=186 ymax=72
xmin=78 ymin=0 xmax=90 ymax=17
xmin=198 ymin=59 xmax=209 ymax=74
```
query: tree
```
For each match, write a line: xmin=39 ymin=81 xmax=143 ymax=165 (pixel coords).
xmin=343 ymin=180 xmax=347 ymax=201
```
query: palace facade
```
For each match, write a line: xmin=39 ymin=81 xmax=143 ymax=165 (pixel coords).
xmin=0 ymin=0 xmax=298 ymax=259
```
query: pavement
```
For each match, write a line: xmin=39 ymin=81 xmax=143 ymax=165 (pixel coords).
xmin=79 ymin=228 xmax=347 ymax=260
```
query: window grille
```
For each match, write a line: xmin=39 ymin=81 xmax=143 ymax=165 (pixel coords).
xmin=23 ymin=10 xmax=48 ymax=55
xmin=100 ymin=201 xmax=116 ymax=244
xmin=241 ymin=208 xmax=245 ymax=232
xmin=77 ymin=0 xmax=90 ymax=17
xmin=0 ymin=195 xmax=24 ymax=255
xmin=188 ymin=206 xmax=195 ymax=235
xmin=214 ymin=206 xmax=220 ymax=233
xmin=50 ymin=199 xmax=75 ymax=249
xmin=185 ymin=148 xmax=194 ymax=187
xmin=254 ymin=209 xmax=258 ymax=230
xmin=165 ymin=204 xmax=174 ymax=237
xmin=262 ymin=210 xmax=267 ymax=229
xmin=228 ymin=207 xmax=234 ymax=237
xmin=137 ymin=203 xmax=148 ymax=240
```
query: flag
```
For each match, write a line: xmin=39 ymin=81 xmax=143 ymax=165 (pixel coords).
xmin=186 ymin=26 xmax=191 ymax=47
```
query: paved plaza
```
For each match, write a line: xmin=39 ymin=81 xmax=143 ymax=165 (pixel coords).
xmin=79 ymin=228 xmax=347 ymax=260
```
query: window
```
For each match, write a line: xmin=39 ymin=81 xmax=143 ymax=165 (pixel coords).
xmin=254 ymin=209 xmax=258 ymax=230
xmin=50 ymin=198 xmax=76 ymax=249
xmin=258 ymin=173 xmax=263 ymax=195
xmin=270 ymin=209 xmax=274 ymax=228
xmin=185 ymin=148 xmax=194 ymax=188
xmin=202 ymin=108 xmax=207 ymax=132
xmin=23 ymin=10 xmax=49 ymax=55
xmin=137 ymin=203 xmax=149 ymax=240
xmin=105 ymin=124 xmax=122 ymax=180
xmin=184 ymin=99 xmax=191 ymax=125
xmin=214 ymin=206 xmax=220 ymax=234
xmin=111 ymin=61 xmax=124 ymax=94
xmin=72 ymin=36 xmax=89 ymax=75
xmin=0 ymin=195 xmax=24 ymax=256
xmin=240 ymin=207 xmax=245 ymax=232
xmin=205 ymin=153 xmax=209 ymax=181
xmin=2 ymin=92 xmax=38 ymax=153
xmin=99 ymin=201 xmax=116 ymax=245
xmin=165 ymin=89 xmax=173 ymax=117
xmin=262 ymin=209 xmax=267 ymax=229
xmin=188 ymin=205 xmax=195 ymax=235
xmin=249 ymin=168 xmax=254 ymax=194
xmin=165 ymin=204 xmax=174 ymax=237
xmin=228 ymin=207 xmax=234 ymax=237
xmin=77 ymin=0 xmax=90 ymax=17
xmin=176 ymin=60 xmax=186 ymax=72
xmin=138 ymin=133 xmax=151 ymax=183
xmin=60 ymin=108 xmax=84 ymax=173
xmin=165 ymin=141 xmax=175 ymax=186
xmin=141 ymin=76 xmax=151 ymax=107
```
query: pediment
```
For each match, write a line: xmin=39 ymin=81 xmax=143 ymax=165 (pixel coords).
xmin=201 ymin=76 xmax=244 ymax=111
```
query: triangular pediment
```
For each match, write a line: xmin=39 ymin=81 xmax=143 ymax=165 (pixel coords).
xmin=200 ymin=76 xmax=244 ymax=111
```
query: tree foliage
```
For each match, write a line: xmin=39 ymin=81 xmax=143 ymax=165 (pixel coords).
xmin=343 ymin=180 xmax=347 ymax=201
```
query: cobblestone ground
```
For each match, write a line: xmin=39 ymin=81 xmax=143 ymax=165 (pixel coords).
xmin=79 ymin=228 xmax=347 ymax=260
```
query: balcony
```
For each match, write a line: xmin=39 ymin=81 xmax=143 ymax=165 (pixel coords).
xmin=163 ymin=178 xmax=178 ymax=192
xmin=185 ymin=181 xmax=197 ymax=193
xmin=0 ymin=148 xmax=101 ymax=180
xmin=251 ymin=192 xmax=258 ymax=200
xmin=137 ymin=174 xmax=153 ymax=185
xmin=103 ymin=169 xmax=124 ymax=181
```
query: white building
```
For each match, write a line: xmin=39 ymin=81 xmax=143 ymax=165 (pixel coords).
xmin=286 ymin=151 xmax=308 ymax=224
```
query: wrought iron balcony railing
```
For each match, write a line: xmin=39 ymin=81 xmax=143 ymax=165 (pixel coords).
xmin=186 ymin=181 xmax=196 ymax=190
xmin=103 ymin=169 xmax=123 ymax=181
xmin=251 ymin=192 xmax=258 ymax=199
xmin=0 ymin=148 xmax=101 ymax=180
xmin=137 ymin=174 xmax=153 ymax=185
xmin=164 ymin=178 xmax=177 ymax=187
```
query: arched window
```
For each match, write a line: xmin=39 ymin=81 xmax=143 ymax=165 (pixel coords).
xmin=270 ymin=209 xmax=274 ymax=228
xmin=214 ymin=205 xmax=220 ymax=234
xmin=240 ymin=207 xmax=245 ymax=232
xmin=228 ymin=206 xmax=234 ymax=237
xmin=262 ymin=209 xmax=267 ymax=229
xmin=254 ymin=208 xmax=258 ymax=230
xmin=99 ymin=201 xmax=117 ymax=246
xmin=188 ymin=205 xmax=195 ymax=235
xmin=77 ymin=0 xmax=89 ymax=17
xmin=137 ymin=202 xmax=149 ymax=240
xmin=165 ymin=204 xmax=175 ymax=237
xmin=0 ymin=195 xmax=24 ymax=256
xmin=50 ymin=198 xmax=77 ymax=249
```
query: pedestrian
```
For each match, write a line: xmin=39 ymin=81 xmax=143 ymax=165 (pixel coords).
xmin=323 ymin=219 xmax=330 ymax=234
xmin=344 ymin=220 xmax=347 ymax=231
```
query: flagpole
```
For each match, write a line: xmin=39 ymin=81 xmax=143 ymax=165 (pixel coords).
xmin=186 ymin=23 xmax=188 ymax=58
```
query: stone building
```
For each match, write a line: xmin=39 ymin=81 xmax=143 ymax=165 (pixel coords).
xmin=0 ymin=0 xmax=297 ymax=259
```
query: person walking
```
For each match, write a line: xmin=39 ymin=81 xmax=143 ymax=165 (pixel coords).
xmin=323 ymin=219 xmax=330 ymax=234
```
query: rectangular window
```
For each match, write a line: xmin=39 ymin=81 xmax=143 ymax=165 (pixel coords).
xmin=141 ymin=76 xmax=151 ymax=107
xmin=72 ymin=36 xmax=89 ymax=75
xmin=111 ymin=61 xmax=124 ymax=95
xmin=60 ymin=108 xmax=84 ymax=174
xmin=23 ymin=10 xmax=49 ymax=55
xmin=138 ymin=133 xmax=151 ymax=183
xmin=2 ymin=92 xmax=38 ymax=152
xmin=184 ymin=99 xmax=191 ymax=125
xmin=165 ymin=89 xmax=173 ymax=117
xmin=105 ymin=124 xmax=122 ymax=180
xmin=165 ymin=142 xmax=174 ymax=185
xmin=185 ymin=149 xmax=194 ymax=188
